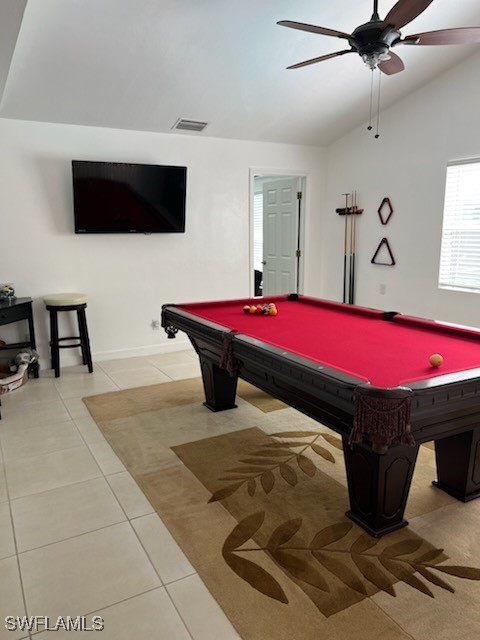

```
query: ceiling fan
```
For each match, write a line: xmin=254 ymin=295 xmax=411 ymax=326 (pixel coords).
xmin=278 ymin=0 xmax=480 ymax=75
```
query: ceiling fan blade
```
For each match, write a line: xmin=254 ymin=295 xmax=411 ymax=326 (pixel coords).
xmin=378 ymin=51 xmax=405 ymax=75
xmin=383 ymin=0 xmax=434 ymax=29
xmin=277 ymin=20 xmax=351 ymax=40
xmin=404 ymin=27 xmax=480 ymax=45
xmin=287 ymin=49 xmax=353 ymax=70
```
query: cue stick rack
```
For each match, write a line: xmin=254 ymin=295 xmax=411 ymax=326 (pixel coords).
xmin=337 ymin=191 xmax=362 ymax=305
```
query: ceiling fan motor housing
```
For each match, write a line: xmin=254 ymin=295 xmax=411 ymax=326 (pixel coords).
xmin=350 ymin=21 xmax=401 ymax=58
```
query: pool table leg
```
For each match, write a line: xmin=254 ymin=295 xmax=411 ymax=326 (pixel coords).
xmin=198 ymin=354 xmax=238 ymax=412
xmin=433 ymin=427 xmax=480 ymax=501
xmin=343 ymin=437 xmax=420 ymax=537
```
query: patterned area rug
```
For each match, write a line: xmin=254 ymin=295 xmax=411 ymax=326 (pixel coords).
xmin=84 ymin=377 xmax=480 ymax=640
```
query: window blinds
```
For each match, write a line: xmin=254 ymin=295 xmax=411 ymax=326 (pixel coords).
xmin=438 ymin=160 xmax=480 ymax=293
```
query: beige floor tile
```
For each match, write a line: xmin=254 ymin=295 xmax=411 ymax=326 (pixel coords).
xmin=35 ymin=588 xmax=192 ymax=639
xmin=88 ymin=442 xmax=126 ymax=475
xmin=42 ymin=364 xmax=102 ymax=378
xmin=11 ymin=477 xmax=126 ymax=552
xmin=106 ymin=367 xmax=171 ymax=389
xmin=131 ymin=513 xmax=195 ymax=584
xmin=5 ymin=446 xmax=101 ymax=499
xmin=106 ymin=472 xmax=154 ymax=519
xmin=19 ymin=522 xmax=161 ymax=620
xmin=74 ymin=415 xmax=107 ymax=444
xmin=0 ymin=502 xmax=15 ymax=559
xmin=0 ymin=465 xmax=7 ymax=503
xmin=0 ymin=419 xmax=84 ymax=461
xmin=97 ymin=357 xmax=154 ymax=373
xmin=146 ymin=350 xmax=197 ymax=368
xmin=0 ymin=399 xmax=71 ymax=429
xmin=167 ymin=574 xmax=241 ymax=640
xmin=0 ymin=378 xmax=60 ymax=407
xmin=156 ymin=361 xmax=202 ymax=380
xmin=63 ymin=396 xmax=93 ymax=419
xmin=53 ymin=375 xmax=119 ymax=400
xmin=0 ymin=556 xmax=28 ymax=640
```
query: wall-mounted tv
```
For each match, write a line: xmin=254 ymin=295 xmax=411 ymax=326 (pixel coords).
xmin=72 ymin=161 xmax=187 ymax=233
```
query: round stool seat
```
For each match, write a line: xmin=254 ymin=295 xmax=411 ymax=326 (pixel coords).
xmin=43 ymin=293 xmax=88 ymax=306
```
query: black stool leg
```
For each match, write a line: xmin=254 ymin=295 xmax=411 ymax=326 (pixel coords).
xmin=49 ymin=309 xmax=60 ymax=378
xmin=77 ymin=307 xmax=93 ymax=373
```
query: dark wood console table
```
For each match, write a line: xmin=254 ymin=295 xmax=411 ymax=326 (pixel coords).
xmin=0 ymin=297 xmax=39 ymax=378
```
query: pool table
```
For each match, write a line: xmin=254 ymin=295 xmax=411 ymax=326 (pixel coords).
xmin=162 ymin=294 xmax=480 ymax=537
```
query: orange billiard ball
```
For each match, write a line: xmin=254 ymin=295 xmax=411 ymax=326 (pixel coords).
xmin=429 ymin=353 xmax=444 ymax=368
xmin=249 ymin=305 xmax=257 ymax=314
xmin=268 ymin=308 xmax=278 ymax=316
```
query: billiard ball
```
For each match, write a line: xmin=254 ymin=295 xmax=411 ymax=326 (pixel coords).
xmin=429 ymin=353 xmax=444 ymax=368
xmin=249 ymin=305 xmax=257 ymax=314
xmin=269 ymin=308 xmax=278 ymax=316
xmin=243 ymin=305 xmax=250 ymax=313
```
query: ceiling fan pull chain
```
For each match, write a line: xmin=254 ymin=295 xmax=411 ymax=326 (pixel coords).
xmin=367 ymin=69 xmax=374 ymax=131
xmin=375 ymin=70 xmax=382 ymax=139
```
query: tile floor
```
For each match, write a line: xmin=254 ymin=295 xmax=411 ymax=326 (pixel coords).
xmin=0 ymin=349 xmax=242 ymax=639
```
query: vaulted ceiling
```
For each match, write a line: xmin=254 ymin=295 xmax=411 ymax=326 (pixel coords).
xmin=1 ymin=0 xmax=480 ymax=146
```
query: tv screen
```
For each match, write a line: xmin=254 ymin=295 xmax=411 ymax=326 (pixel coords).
xmin=72 ymin=161 xmax=187 ymax=233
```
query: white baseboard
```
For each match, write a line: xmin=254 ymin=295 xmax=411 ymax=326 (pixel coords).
xmin=93 ymin=338 xmax=194 ymax=361
xmin=35 ymin=338 xmax=194 ymax=370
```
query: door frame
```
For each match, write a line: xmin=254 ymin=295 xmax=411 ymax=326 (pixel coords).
xmin=249 ymin=168 xmax=309 ymax=297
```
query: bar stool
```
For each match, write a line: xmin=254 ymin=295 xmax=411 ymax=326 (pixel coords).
xmin=43 ymin=293 xmax=93 ymax=377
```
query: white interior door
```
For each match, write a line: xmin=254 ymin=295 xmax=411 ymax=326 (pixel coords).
xmin=262 ymin=177 xmax=300 ymax=296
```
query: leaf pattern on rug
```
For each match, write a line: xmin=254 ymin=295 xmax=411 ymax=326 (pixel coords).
xmin=209 ymin=430 xmax=342 ymax=503
xmin=222 ymin=512 xmax=480 ymax=605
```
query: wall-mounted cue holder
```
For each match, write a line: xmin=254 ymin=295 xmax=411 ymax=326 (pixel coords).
xmin=336 ymin=207 xmax=364 ymax=215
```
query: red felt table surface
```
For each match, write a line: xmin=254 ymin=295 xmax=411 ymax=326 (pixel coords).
xmin=179 ymin=296 xmax=480 ymax=388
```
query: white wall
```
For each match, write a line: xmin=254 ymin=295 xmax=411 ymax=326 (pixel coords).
xmin=320 ymin=51 xmax=480 ymax=328
xmin=0 ymin=119 xmax=326 ymax=367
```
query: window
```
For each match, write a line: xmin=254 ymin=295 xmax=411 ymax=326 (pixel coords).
xmin=438 ymin=160 xmax=480 ymax=293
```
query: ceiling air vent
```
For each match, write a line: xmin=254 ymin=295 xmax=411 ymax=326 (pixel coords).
xmin=172 ymin=118 xmax=208 ymax=132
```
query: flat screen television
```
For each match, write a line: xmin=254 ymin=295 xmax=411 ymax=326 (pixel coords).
xmin=72 ymin=161 xmax=187 ymax=233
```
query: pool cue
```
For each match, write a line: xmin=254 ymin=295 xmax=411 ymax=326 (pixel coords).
xmin=342 ymin=192 xmax=349 ymax=303
xmin=350 ymin=191 xmax=357 ymax=304
xmin=347 ymin=191 xmax=353 ymax=304
xmin=296 ymin=189 xmax=302 ymax=295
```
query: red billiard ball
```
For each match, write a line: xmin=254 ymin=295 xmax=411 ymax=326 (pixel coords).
xmin=429 ymin=353 xmax=444 ymax=367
